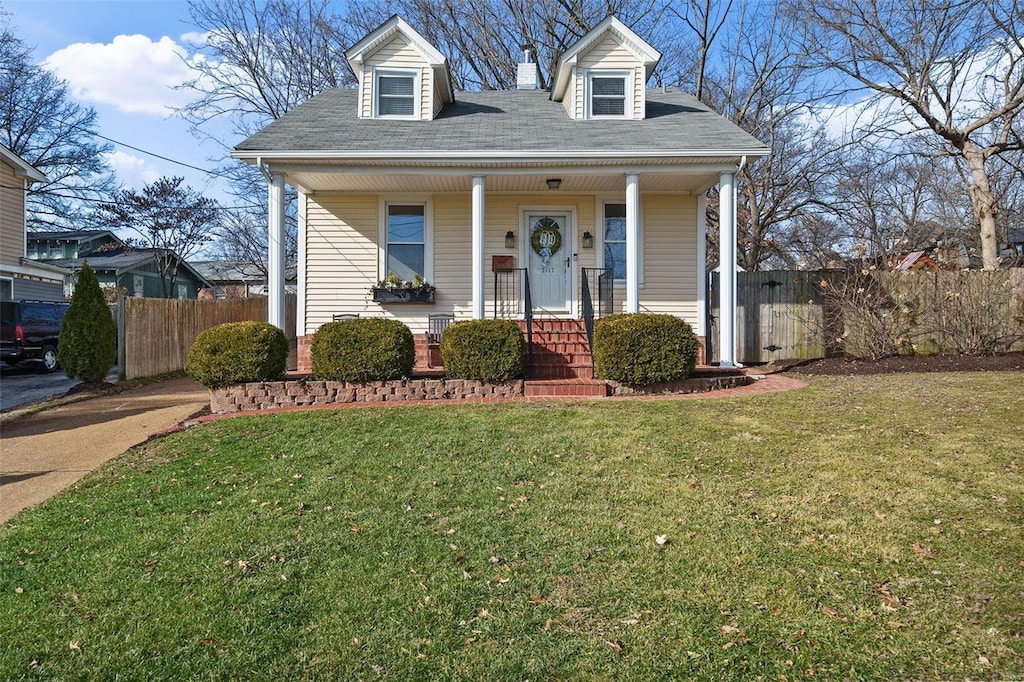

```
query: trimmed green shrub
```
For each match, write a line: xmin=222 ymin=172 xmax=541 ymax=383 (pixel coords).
xmin=440 ymin=319 xmax=525 ymax=381
xmin=311 ymin=318 xmax=414 ymax=382
xmin=186 ymin=321 xmax=288 ymax=388
xmin=593 ymin=313 xmax=699 ymax=384
xmin=58 ymin=262 xmax=117 ymax=383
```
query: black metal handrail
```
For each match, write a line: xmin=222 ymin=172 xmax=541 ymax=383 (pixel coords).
xmin=522 ymin=269 xmax=533 ymax=374
xmin=493 ymin=267 xmax=533 ymax=373
xmin=581 ymin=268 xmax=596 ymax=350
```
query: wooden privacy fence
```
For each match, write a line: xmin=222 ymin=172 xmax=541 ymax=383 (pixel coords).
xmin=709 ymin=269 xmax=1024 ymax=364
xmin=118 ymin=295 xmax=296 ymax=380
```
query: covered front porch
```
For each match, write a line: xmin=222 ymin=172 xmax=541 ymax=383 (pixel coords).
xmin=258 ymin=160 xmax=744 ymax=373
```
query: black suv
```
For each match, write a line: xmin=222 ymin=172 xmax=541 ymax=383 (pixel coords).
xmin=0 ymin=300 xmax=71 ymax=372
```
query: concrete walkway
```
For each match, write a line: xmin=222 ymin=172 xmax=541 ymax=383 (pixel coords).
xmin=0 ymin=376 xmax=208 ymax=524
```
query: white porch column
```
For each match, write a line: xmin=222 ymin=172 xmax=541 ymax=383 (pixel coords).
xmin=696 ymin=193 xmax=707 ymax=338
xmin=625 ymin=173 xmax=640 ymax=313
xmin=718 ymin=170 xmax=740 ymax=367
xmin=471 ymin=175 xmax=486 ymax=319
xmin=296 ymin=189 xmax=307 ymax=339
xmin=268 ymin=172 xmax=287 ymax=330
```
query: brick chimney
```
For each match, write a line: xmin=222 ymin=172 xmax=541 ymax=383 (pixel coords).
xmin=516 ymin=44 xmax=538 ymax=90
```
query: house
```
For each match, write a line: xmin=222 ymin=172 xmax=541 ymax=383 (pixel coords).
xmin=44 ymin=248 xmax=212 ymax=300
xmin=1004 ymin=227 xmax=1024 ymax=264
xmin=232 ymin=15 xmax=768 ymax=374
xmin=25 ymin=229 xmax=123 ymax=260
xmin=192 ymin=260 xmax=298 ymax=299
xmin=25 ymin=229 xmax=212 ymax=299
xmin=0 ymin=144 xmax=67 ymax=301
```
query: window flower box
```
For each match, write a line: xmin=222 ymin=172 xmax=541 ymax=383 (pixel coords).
xmin=371 ymin=287 xmax=435 ymax=303
xmin=371 ymin=274 xmax=436 ymax=303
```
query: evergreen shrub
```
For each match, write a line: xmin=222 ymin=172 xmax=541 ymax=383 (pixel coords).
xmin=58 ymin=262 xmax=117 ymax=383
xmin=186 ymin=321 xmax=288 ymax=388
xmin=440 ymin=319 xmax=525 ymax=381
xmin=310 ymin=318 xmax=414 ymax=382
xmin=593 ymin=313 xmax=699 ymax=384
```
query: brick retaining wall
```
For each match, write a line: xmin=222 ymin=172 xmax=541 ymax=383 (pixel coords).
xmin=606 ymin=375 xmax=753 ymax=396
xmin=210 ymin=378 xmax=525 ymax=413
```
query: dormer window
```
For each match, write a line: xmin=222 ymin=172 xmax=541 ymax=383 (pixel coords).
xmin=375 ymin=70 xmax=417 ymax=118
xmin=587 ymin=71 xmax=630 ymax=119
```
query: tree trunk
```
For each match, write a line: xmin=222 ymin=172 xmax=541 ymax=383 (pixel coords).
xmin=964 ymin=147 xmax=1000 ymax=270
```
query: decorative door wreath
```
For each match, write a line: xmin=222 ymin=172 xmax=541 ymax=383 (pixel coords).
xmin=530 ymin=217 xmax=563 ymax=268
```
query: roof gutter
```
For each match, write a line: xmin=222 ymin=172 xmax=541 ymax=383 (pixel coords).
xmin=233 ymin=148 xmax=770 ymax=163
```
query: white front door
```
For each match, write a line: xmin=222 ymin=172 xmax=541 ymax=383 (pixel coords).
xmin=525 ymin=213 xmax=571 ymax=313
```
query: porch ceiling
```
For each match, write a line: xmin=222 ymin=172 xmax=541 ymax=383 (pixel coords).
xmin=287 ymin=170 xmax=722 ymax=194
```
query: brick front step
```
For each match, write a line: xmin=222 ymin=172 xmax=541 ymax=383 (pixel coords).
xmin=524 ymin=379 xmax=609 ymax=398
xmin=524 ymin=318 xmax=593 ymax=379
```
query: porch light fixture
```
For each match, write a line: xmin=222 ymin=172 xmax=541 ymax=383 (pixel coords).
xmin=546 ymin=178 xmax=562 ymax=191
xmin=582 ymin=231 xmax=594 ymax=249
xmin=505 ymin=230 xmax=516 ymax=248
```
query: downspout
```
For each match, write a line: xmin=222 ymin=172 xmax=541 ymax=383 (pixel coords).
xmin=257 ymin=156 xmax=273 ymax=183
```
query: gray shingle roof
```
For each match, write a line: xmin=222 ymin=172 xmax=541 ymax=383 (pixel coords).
xmin=234 ymin=88 xmax=767 ymax=156
xmin=27 ymin=229 xmax=121 ymax=243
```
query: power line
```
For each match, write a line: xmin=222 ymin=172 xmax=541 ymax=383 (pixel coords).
xmin=0 ymin=182 xmax=265 ymax=212
xmin=7 ymin=101 xmax=242 ymax=179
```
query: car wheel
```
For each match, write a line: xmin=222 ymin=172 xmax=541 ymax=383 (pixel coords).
xmin=39 ymin=345 xmax=59 ymax=373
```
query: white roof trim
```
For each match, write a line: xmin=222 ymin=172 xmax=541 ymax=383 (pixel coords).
xmin=233 ymin=149 xmax=768 ymax=163
xmin=0 ymin=144 xmax=47 ymax=184
xmin=345 ymin=15 xmax=454 ymax=105
xmin=551 ymin=16 xmax=662 ymax=102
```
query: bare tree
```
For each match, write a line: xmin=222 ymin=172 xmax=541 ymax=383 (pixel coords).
xmin=665 ymin=0 xmax=733 ymax=102
xmin=98 ymin=177 xmax=219 ymax=297
xmin=0 ymin=23 xmax=116 ymax=229
xmin=700 ymin=3 xmax=844 ymax=270
xmin=181 ymin=0 xmax=355 ymax=138
xmin=786 ymin=0 xmax=1024 ymax=270
xmin=180 ymin=0 xmax=349 ymax=270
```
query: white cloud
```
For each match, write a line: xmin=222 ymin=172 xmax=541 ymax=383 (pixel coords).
xmin=44 ymin=34 xmax=197 ymax=115
xmin=106 ymin=150 xmax=160 ymax=188
xmin=180 ymin=31 xmax=210 ymax=47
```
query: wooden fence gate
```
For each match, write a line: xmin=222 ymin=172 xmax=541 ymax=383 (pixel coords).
xmin=709 ymin=269 xmax=1024 ymax=364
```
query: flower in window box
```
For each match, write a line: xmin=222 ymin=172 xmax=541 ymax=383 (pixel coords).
xmin=371 ymin=273 xmax=436 ymax=302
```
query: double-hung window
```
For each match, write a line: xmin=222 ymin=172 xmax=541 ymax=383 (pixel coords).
xmin=588 ymin=72 xmax=629 ymax=118
xmin=385 ymin=204 xmax=426 ymax=281
xmin=375 ymin=70 xmax=417 ymax=118
xmin=602 ymin=203 xmax=627 ymax=280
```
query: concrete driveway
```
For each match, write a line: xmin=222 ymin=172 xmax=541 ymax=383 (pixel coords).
xmin=0 ymin=363 xmax=119 ymax=412
xmin=0 ymin=375 xmax=209 ymax=524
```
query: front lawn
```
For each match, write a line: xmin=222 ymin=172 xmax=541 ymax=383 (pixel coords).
xmin=2 ymin=372 xmax=1022 ymax=680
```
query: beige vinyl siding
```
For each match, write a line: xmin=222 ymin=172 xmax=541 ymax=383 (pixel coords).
xmin=361 ymin=35 xmax=432 ymax=120
xmin=575 ymin=35 xmax=644 ymax=120
xmin=485 ymin=194 xmax=598 ymax=313
xmin=0 ymin=161 xmax=25 ymax=267
xmin=432 ymin=77 xmax=446 ymax=118
xmin=304 ymin=194 xmax=378 ymax=334
xmin=562 ymin=66 xmax=577 ymax=119
xmin=303 ymin=192 xmax=697 ymax=333
xmin=432 ymin=193 xmax=600 ymax=318
xmin=635 ymin=194 xmax=698 ymax=327
xmin=432 ymin=195 xmax=472 ymax=319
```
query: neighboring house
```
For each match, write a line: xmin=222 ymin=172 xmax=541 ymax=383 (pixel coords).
xmin=233 ymin=15 xmax=768 ymax=372
xmin=0 ymin=144 xmax=67 ymax=301
xmin=1003 ymin=228 xmax=1024 ymax=264
xmin=192 ymin=260 xmax=298 ymax=299
xmin=25 ymin=229 xmax=123 ymax=260
xmin=26 ymin=230 xmax=212 ymax=299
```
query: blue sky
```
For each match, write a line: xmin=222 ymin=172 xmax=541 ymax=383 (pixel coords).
xmin=7 ymin=0 xmax=237 ymax=202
